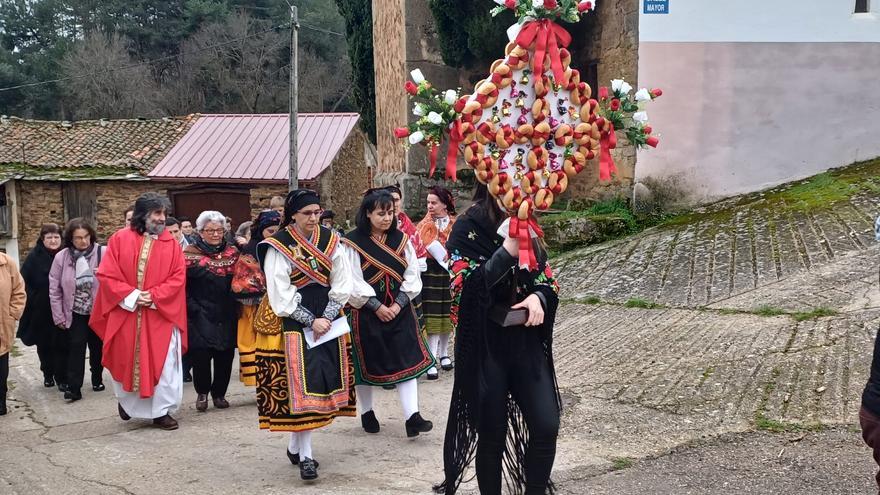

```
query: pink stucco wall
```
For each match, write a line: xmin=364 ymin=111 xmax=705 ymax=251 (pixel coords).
xmin=636 ymin=42 xmax=880 ymax=203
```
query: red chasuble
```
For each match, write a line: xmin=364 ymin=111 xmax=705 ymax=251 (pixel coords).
xmin=90 ymin=228 xmax=187 ymax=398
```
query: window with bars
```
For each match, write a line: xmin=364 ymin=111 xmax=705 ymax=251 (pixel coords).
xmin=855 ymin=0 xmax=870 ymax=13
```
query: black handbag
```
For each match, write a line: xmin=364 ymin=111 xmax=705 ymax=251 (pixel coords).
xmin=488 ymin=274 xmax=528 ymax=327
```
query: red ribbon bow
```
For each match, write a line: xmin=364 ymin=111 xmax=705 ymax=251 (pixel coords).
xmin=508 ymin=212 xmax=545 ymax=270
xmin=516 ymin=19 xmax=573 ymax=87
xmin=598 ymin=124 xmax=618 ymax=181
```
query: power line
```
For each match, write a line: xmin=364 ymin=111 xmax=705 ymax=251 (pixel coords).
xmin=0 ymin=22 xmax=291 ymax=93
xmin=299 ymin=23 xmax=344 ymax=37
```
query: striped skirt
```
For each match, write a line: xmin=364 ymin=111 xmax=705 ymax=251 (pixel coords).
xmin=421 ymin=259 xmax=453 ymax=335
xmin=237 ymin=304 xmax=258 ymax=387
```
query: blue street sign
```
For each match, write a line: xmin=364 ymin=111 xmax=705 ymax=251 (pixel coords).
xmin=644 ymin=0 xmax=669 ymax=14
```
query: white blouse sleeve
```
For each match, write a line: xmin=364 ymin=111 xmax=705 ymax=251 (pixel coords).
xmin=327 ymin=244 xmax=353 ymax=309
xmin=342 ymin=243 xmax=376 ymax=309
xmin=264 ymin=248 xmax=301 ymax=318
xmin=401 ymin=240 xmax=423 ymax=301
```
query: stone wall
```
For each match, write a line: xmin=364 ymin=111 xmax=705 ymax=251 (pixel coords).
xmin=564 ymin=0 xmax=639 ymax=203
xmin=95 ymin=181 xmax=166 ymax=240
xmin=17 ymin=181 xmax=64 ymax=254
xmin=249 ymin=184 xmax=288 ymax=220
xmin=319 ymin=130 xmax=373 ymax=227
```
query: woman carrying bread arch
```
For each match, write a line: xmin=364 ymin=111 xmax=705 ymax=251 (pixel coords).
xmin=254 ymin=189 xmax=356 ymax=481
xmin=416 ymin=185 xmax=457 ymax=380
xmin=341 ymin=189 xmax=435 ymax=437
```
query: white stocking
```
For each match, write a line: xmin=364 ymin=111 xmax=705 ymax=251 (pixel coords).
xmin=356 ymin=384 xmax=374 ymax=414
xmin=297 ymin=430 xmax=313 ymax=459
xmin=288 ymin=432 xmax=298 ymax=454
xmin=428 ymin=334 xmax=440 ymax=360
xmin=438 ymin=333 xmax=451 ymax=359
xmin=397 ymin=378 xmax=419 ymax=419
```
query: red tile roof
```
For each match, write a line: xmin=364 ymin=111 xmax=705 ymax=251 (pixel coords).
xmin=0 ymin=115 xmax=197 ymax=171
xmin=148 ymin=113 xmax=361 ymax=183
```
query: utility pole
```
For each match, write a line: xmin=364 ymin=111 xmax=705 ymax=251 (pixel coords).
xmin=288 ymin=5 xmax=299 ymax=192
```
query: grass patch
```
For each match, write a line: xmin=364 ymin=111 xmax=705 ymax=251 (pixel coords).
xmin=764 ymin=173 xmax=856 ymax=210
xmin=582 ymin=295 xmax=602 ymax=305
xmin=610 ymin=457 xmax=634 ymax=470
xmin=792 ymin=307 xmax=839 ymax=321
xmin=624 ymin=298 xmax=663 ymax=309
xmin=754 ymin=414 xmax=825 ymax=434
xmin=753 ymin=305 xmax=787 ymax=317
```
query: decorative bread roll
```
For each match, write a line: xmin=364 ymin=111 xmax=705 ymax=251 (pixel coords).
xmin=530 ymin=121 xmax=552 ymax=147
xmin=554 ymin=124 xmax=573 ymax=147
xmin=520 ymin=171 xmax=539 ymax=195
xmin=527 ymin=147 xmax=548 ymax=170
xmin=489 ymin=172 xmax=510 ymax=197
xmin=534 ymin=75 xmax=550 ymax=98
xmin=477 ymin=121 xmax=496 ymax=145
xmin=459 ymin=121 xmax=477 ymax=145
xmin=564 ymin=69 xmax=580 ymax=91
xmin=531 ymin=98 xmax=550 ymax=122
xmin=463 ymin=142 xmax=484 ymax=166
xmin=535 ymin=188 xmax=554 ymax=210
xmin=563 ymin=150 xmax=586 ymax=176
xmin=515 ymin=124 xmax=534 ymax=144
xmin=548 ymin=170 xmax=569 ymax=194
xmin=506 ymin=43 xmax=530 ymax=69
xmin=476 ymin=82 xmax=499 ymax=108
xmin=517 ymin=197 xmax=532 ymax=220
xmin=461 ymin=101 xmax=483 ymax=124
xmin=490 ymin=63 xmax=514 ymax=88
xmin=495 ymin=124 xmax=516 ymax=149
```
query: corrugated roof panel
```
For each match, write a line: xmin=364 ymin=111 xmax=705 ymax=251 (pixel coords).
xmin=148 ymin=113 xmax=360 ymax=182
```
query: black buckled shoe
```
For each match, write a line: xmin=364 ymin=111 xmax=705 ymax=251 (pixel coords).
xmin=57 ymin=382 xmax=69 ymax=393
xmin=426 ymin=366 xmax=439 ymax=381
xmin=439 ymin=357 xmax=454 ymax=371
xmin=43 ymin=377 xmax=55 ymax=388
xmin=287 ymin=450 xmax=319 ymax=468
xmin=299 ymin=457 xmax=318 ymax=480
xmin=92 ymin=383 xmax=105 ymax=392
xmin=405 ymin=412 xmax=433 ymax=438
xmin=64 ymin=389 xmax=82 ymax=402
xmin=361 ymin=410 xmax=380 ymax=434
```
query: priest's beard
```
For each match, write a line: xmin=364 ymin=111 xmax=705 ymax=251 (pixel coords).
xmin=146 ymin=219 xmax=166 ymax=236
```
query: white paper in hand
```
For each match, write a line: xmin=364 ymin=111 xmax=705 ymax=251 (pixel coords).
xmin=426 ymin=239 xmax=448 ymax=263
xmin=303 ymin=317 xmax=352 ymax=349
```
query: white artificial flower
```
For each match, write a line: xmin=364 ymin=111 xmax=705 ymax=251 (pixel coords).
xmin=444 ymin=89 xmax=457 ymax=105
xmin=413 ymin=104 xmax=426 ymax=117
xmin=620 ymin=81 xmax=633 ymax=94
xmin=494 ymin=0 xmax=506 ymax=4
xmin=427 ymin=112 xmax=443 ymax=125
xmin=635 ymin=88 xmax=651 ymax=102
xmin=533 ymin=0 xmax=544 ymax=9
xmin=611 ymin=79 xmax=632 ymax=95
xmin=633 ymin=111 xmax=649 ymax=123
xmin=409 ymin=131 xmax=425 ymax=145
xmin=611 ymin=79 xmax=624 ymax=92
xmin=410 ymin=69 xmax=426 ymax=84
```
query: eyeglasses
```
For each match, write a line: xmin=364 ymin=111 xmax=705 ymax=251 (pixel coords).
xmin=297 ymin=210 xmax=323 ymax=218
xmin=201 ymin=228 xmax=225 ymax=235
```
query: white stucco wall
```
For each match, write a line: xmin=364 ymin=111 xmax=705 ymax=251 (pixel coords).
xmin=635 ymin=0 xmax=880 ymax=203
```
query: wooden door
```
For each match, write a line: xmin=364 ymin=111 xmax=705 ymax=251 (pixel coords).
xmin=62 ymin=182 xmax=97 ymax=226
xmin=170 ymin=187 xmax=252 ymax=232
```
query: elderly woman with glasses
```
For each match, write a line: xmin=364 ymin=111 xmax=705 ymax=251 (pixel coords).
xmin=183 ymin=210 xmax=240 ymax=412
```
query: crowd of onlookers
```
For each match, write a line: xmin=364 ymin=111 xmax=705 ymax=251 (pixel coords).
xmin=0 ymin=195 xmax=351 ymax=414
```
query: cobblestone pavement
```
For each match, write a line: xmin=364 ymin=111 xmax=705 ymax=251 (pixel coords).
xmin=3 ymin=165 xmax=880 ymax=493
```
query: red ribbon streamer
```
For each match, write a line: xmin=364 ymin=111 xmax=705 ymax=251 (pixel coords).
xmin=428 ymin=143 xmax=440 ymax=179
xmin=598 ymin=124 xmax=618 ymax=181
xmin=515 ymin=19 xmax=572 ymax=86
xmin=508 ymin=213 xmax=545 ymax=270
xmin=444 ymin=122 xmax=465 ymax=181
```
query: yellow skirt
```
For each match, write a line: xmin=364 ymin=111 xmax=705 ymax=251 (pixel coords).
xmin=237 ymin=305 xmax=258 ymax=387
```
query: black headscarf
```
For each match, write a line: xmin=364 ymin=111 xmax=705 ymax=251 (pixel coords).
xmin=282 ymin=189 xmax=320 ymax=226
xmin=243 ymin=210 xmax=281 ymax=256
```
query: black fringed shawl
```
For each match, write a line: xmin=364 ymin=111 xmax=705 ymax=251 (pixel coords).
xmin=435 ymin=204 xmax=562 ymax=495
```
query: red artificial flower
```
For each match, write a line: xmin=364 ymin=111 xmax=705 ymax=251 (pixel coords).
xmin=610 ymin=98 xmax=621 ymax=111
xmin=505 ymin=0 xmax=517 ymax=9
xmin=544 ymin=0 xmax=558 ymax=9
xmin=643 ymin=125 xmax=653 ymax=134
xmin=578 ymin=1 xmax=593 ymax=12
xmin=405 ymin=81 xmax=419 ymax=96
xmin=650 ymin=88 xmax=663 ymax=98
xmin=646 ymin=136 xmax=660 ymax=148
xmin=598 ymin=86 xmax=609 ymax=100
xmin=393 ymin=127 xmax=411 ymax=138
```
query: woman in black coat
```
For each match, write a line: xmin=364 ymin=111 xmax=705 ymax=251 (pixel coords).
xmin=17 ymin=224 xmax=66 ymax=388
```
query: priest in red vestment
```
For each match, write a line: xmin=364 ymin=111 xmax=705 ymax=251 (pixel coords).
xmin=90 ymin=192 xmax=187 ymax=430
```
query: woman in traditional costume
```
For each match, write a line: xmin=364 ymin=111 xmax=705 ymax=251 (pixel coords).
xmin=416 ymin=185 xmax=456 ymax=380
xmin=255 ymin=189 xmax=355 ymax=481
xmin=342 ymin=190 xmax=435 ymax=437
xmin=436 ymin=187 xmax=562 ymax=495
xmin=231 ymin=210 xmax=281 ymax=386
xmin=184 ymin=211 xmax=240 ymax=412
